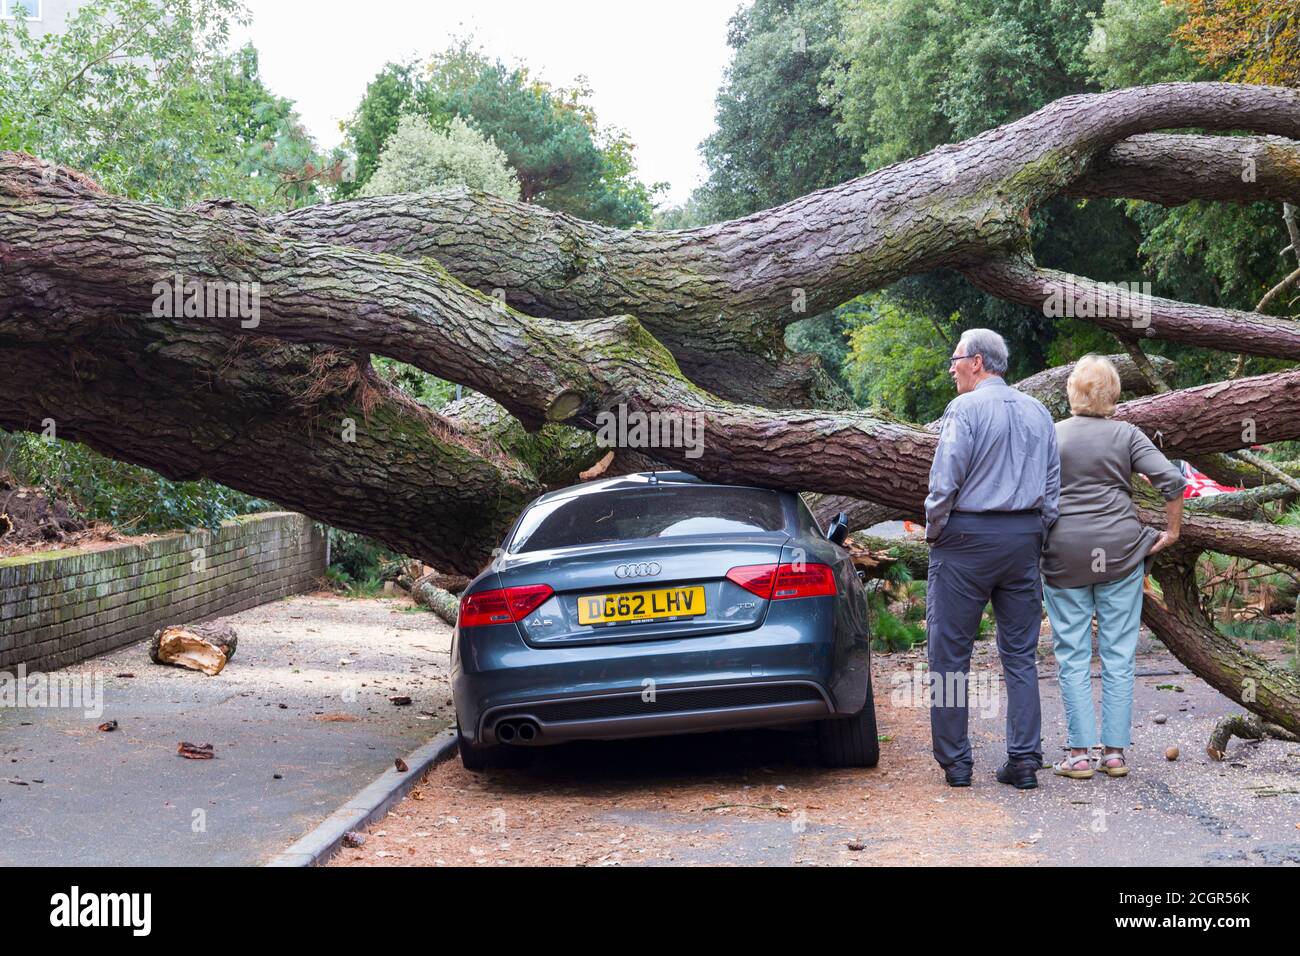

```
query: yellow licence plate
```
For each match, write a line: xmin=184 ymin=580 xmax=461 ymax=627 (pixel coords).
xmin=577 ymin=586 xmax=707 ymax=625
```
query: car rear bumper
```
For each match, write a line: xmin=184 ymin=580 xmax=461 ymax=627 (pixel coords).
xmin=452 ymin=604 xmax=860 ymax=747
xmin=478 ymin=680 xmax=832 ymax=745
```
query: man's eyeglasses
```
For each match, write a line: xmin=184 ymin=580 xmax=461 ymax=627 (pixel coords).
xmin=948 ymin=354 xmax=978 ymax=368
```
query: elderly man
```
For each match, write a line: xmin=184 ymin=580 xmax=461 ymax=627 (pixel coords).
xmin=925 ymin=329 xmax=1059 ymax=789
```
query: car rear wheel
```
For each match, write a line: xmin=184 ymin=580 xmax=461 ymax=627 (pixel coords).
xmin=816 ymin=680 xmax=879 ymax=768
xmin=457 ymin=721 xmax=493 ymax=771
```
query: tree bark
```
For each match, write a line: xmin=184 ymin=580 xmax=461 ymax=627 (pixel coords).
xmin=1069 ymin=133 xmax=1300 ymax=205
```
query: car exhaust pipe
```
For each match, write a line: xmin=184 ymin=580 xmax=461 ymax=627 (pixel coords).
xmin=496 ymin=720 xmax=517 ymax=743
xmin=516 ymin=720 xmax=538 ymax=742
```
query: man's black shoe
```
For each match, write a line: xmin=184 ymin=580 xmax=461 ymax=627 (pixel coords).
xmin=944 ymin=768 xmax=972 ymax=788
xmin=996 ymin=759 xmax=1039 ymax=790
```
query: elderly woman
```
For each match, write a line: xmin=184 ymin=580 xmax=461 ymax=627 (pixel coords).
xmin=1041 ymin=355 xmax=1185 ymax=779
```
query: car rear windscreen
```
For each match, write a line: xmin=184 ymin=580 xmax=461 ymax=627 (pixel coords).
xmin=509 ymin=486 xmax=786 ymax=553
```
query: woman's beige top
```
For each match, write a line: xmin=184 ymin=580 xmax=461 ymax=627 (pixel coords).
xmin=1041 ymin=415 xmax=1186 ymax=589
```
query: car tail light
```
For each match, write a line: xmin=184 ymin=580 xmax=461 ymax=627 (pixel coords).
xmin=726 ymin=564 xmax=778 ymax=598
xmin=459 ymin=584 xmax=554 ymax=628
xmin=726 ymin=563 xmax=836 ymax=600
xmin=773 ymin=563 xmax=836 ymax=599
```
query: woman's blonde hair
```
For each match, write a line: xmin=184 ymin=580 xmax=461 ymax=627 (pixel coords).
xmin=1066 ymin=353 xmax=1122 ymax=417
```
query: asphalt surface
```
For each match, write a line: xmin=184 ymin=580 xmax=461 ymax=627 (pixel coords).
xmin=0 ymin=595 xmax=455 ymax=866
xmin=335 ymin=636 xmax=1300 ymax=867
xmin=3 ymin=588 xmax=1296 ymax=867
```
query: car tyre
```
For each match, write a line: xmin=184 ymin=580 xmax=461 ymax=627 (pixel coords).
xmin=817 ymin=680 xmax=880 ymax=768
xmin=457 ymin=721 xmax=498 ymax=771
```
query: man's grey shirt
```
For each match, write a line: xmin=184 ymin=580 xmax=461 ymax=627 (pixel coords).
xmin=924 ymin=376 xmax=1060 ymax=542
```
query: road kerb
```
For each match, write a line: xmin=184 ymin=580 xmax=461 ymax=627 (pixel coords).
xmin=265 ymin=728 xmax=458 ymax=867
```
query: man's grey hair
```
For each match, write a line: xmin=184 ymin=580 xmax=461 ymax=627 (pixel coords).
xmin=957 ymin=328 xmax=1009 ymax=375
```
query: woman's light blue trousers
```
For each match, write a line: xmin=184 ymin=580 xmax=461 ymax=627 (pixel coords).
xmin=1042 ymin=563 xmax=1145 ymax=749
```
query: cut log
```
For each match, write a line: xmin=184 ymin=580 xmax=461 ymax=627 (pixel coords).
xmin=149 ymin=621 xmax=239 ymax=676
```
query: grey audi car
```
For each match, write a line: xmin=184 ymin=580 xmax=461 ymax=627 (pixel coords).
xmin=450 ymin=471 xmax=878 ymax=770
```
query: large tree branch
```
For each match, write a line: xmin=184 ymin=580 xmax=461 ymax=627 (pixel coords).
xmin=1144 ymin=551 xmax=1300 ymax=737
xmin=270 ymin=84 xmax=1300 ymax=405
xmin=964 ymin=255 xmax=1300 ymax=359
xmin=6 ymin=165 xmax=1300 ymax=519
xmin=1070 ymin=133 xmax=1300 ymax=205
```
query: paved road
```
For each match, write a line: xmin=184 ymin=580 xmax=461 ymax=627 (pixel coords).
xmin=6 ymin=590 xmax=1295 ymax=867
xmin=0 ymin=595 xmax=454 ymax=866
xmin=335 ymin=638 xmax=1300 ymax=867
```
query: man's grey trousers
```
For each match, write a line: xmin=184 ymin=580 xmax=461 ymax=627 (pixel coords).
xmin=926 ymin=511 xmax=1044 ymax=772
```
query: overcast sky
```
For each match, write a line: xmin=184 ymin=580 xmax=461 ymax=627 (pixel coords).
xmin=231 ymin=0 xmax=743 ymax=206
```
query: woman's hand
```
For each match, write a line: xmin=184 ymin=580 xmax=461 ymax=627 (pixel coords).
xmin=1149 ymin=495 xmax=1185 ymax=557
xmin=1148 ymin=529 xmax=1179 ymax=556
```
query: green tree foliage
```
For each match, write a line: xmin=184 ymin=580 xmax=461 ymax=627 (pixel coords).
xmin=338 ymin=61 xmax=427 ymax=201
xmin=370 ymin=357 xmax=458 ymax=410
xmin=841 ymin=295 xmax=958 ymax=423
xmin=214 ymin=43 xmax=345 ymax=209
xmin=0 ymin=0 xmax=337 ymax=208
xmin=1085 ymin=0 xmax=1214 ymax=88
xmin=339 ymin=40 xmax=661 ymax=226
xmin=6 ymin=434 xmax=267 ymax=533
xmin=827 ymin=0 xmax=1105 ymax=168
xmin=696 ymin=0 xmax=862 ymax=221
xmin=360 ymin=114 xmax=520 ymax=199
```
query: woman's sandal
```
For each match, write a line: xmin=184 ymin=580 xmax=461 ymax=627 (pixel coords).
xmin=1053 ymin=751 xmax=1094 ymax=779
xmin=1097 ymin=750 xmax=1129 ymax=777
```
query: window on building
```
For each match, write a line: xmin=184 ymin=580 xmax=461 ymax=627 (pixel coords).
xmin=2 ymin=1 xmax=44 ymax=20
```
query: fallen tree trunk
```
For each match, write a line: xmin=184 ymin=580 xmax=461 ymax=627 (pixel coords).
xmin=5 ymin=82 xmax=1300 ymax=733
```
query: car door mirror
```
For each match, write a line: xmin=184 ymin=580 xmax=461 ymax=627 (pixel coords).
xmin=827 ymin=512 xmax=850 ymax=547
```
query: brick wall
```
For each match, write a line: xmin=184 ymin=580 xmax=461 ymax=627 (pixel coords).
xmin=0 ymin=512 xmax=327 ymax=671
